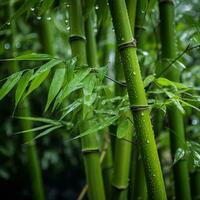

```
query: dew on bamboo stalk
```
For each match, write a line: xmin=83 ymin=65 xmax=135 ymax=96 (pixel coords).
xmin=46 ymin=17 xmax=51 ymax=21
xmin=4 ymin=43 xmax=11 ymax=49
xmin=146 ymin=140 xmax=150 ymax=144
xmin=6 ymin=21 xmax=10 ymax=25
xmin=133 ymin=72 xmax=136 ymax=75
xmin=37 ymin=16 xmax=42 ymax=20
xmin=141 ymin=112 xmax=144 ymax=116
xmin=30 ymin=7 xmax=35 ymax=11
xmin=95 ymin=5 xmax=99 ymax=10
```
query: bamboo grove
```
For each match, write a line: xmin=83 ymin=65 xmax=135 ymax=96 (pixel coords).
xmin=0 ymin=0 xmax=200 ymax=199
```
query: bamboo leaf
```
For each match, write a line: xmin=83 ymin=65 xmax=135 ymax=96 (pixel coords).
xmin=60 ymin=99 xmax=82 ymax=120
xmin=117 ymin=119 xmax=128 ymax=138
xmin=15 ymin=69 xmax=33 ymax=107
xmin=143 ymin=74 xmax=155 ymax=88
xmin=15 ymin=124 xmax=53 ymax=134
xmin=192 ymin=151 xmax=200 ymax=167
xmin=155 ymin=77 xmax=175 ymax=87
xmin=16 ymin=116 xmax=60 ymax=125
xmin=0 ymin=72 xmax=22 ymax=101
xmin=31 ymin=59 xmax=62 ymax=79
xmin=26 ymin=70 xmax=49 ymax=96
xmin=2 ymin=53 xmax=54 ymax=61
xmin=45 ymin=65 xmax=66 ymax=112
xmin=66 ymin=115 xmax=119 ymax=142
xmin=173 ymin=148 xmax=185 ymax=165
xmin=33 ymin=125 xmax=62 ymax=140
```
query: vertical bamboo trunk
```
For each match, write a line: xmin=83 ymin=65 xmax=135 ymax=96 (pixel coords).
xmin=9 ymin=2 xmax=45 ymax=200
xmin=129 ymin=1 xmax=148 ymax=199
xmin=158 ymin=1 xmax=191 ymax=199
xmin=69 ymin=1 xmax=105 ymax=199
xmin=111 ymin=1 xmax=136 ymax=199
xmin=108 ymin=0 xmax=167 ymax=199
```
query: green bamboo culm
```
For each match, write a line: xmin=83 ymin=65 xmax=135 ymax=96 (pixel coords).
xmin=69 ymin=1 xmax=105 ymax=200
xmin=8 ymin=2 xmax=45 ymax=200
xmin=111 ymin=1 xmax=136 ymax=199
xmin=108 ymin=0 xmax=167 ymax=199
xmin=158 ymin=1 xmax=191 ymax=199
xmin=128 ymin=1 xmax=148 ymax=199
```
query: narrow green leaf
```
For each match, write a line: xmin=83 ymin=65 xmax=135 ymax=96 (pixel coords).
xmin=15 ymin=124 xmax=53 ymax=134
xmin=26 ymin=70 xmax=49 ymax=96
xmin=2 ymin=53 xmax=54 ymax=61
xmin=66 ymin=115 xmax=119 ymax=142
xmin=143 ymin=74 xmax=155 ymax=88
xmin=60 ymin=99 xmax=82 ymax=120
xmin=33 ymin=125 xmax=62 ymax=140
xmin=155 ymin=77 xmax=175 ymax=87
xmin=173 ymin=148 xmax=185 ymax=165
xmin=31 ymin=59 xmax=62 ymax=79
xmin=45 ymin=65 xmax=66 ymax=112
xmin=0 ymin=72 xmax=22 ymax=101
xmin=15 ymin=70 xmax=33 ymax=107
xmin=16 ymin=116 xmax=60 ymax=125
xmin=117 ymin=119 xmax=128 ymax=138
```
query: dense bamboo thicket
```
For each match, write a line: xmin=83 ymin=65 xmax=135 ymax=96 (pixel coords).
xmin=0 ymin=0 xmax=199 ymax=200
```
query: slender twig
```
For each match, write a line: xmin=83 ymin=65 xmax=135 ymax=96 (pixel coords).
xmin=156 ymin=43 xmax=200 ymax=78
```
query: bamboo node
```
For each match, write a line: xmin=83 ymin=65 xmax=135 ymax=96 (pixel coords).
xmin=118 ymin=39 xmax=137 ymax=51
xmin=69 ymin=35 xmax=86 ymax=43
xmin=130 ymin=104 xmax=149 ymax=112
xmin=81 ymin=148 xmax=99 ymax=154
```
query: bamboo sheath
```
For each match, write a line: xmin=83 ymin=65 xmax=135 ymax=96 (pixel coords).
xmin=69 ymin=1 xmax=105 ymax=200
xmin=8 ymin=2 xmax=45 ymax=200
xmin=108 ymin=0 xmax=167 ymax=199
xmin=158 ymin=1 xmax=192 ymax=199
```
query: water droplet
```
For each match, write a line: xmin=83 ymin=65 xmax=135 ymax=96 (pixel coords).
xmin=46 ymin=17 xmax=51 ymax=21
xmin=95 ymin=5 xmax=99 ymax=10
xmin=121 ymin=37 xmax=124 ymax=41
xmin=133 ymin=72 xmax=136 ymax=75
xmin=112 ymin=28 xmax=115 ymax=32
xmin=146 ymin=140 xmax=150 ymax=144
xmin=4 ymin=43 xmax=11 ymax=50
xmin=141 ymin=112 xmax=144 ymax=116
xmin=30 ymin=7 xmax=35 ymax=11
xmin=66 ymin=4 xmax=70 ymax=8
xmin=6 ymin=21 xmax=10 ymax=25
xmin=67 ymin=26 xmax=70 ymax=31
xmin=153 ymin=174 xmax=156 ymax=177
xmin=192 ymin=119 xmax=198 ymax=125
xmin=37 ymin=16 xmax=42 ymax=20
xmin=65 ymin=19 xmax=69 ymax=23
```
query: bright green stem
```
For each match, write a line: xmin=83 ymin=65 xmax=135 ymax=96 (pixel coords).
xmin=38 ymin=15 xmax=56 ymax=56
xmin=19 ymin=101 xmax=45 ymax=200
xmin=9 ymin=2 xmax=45 ymax=200
xmin=127 ymin=1 xmax=148 ymax=199
xmin=69 ymin=1 xmax=105 ymax=200
xmin=112 ymin=34 xmax=132 ymax=200
xmin=108 ymin=0 xmax=167 ymax=199
xmin=126 ymin=0 xmax=137 ymax=35
xmin=158 ymin=1 xmax=191 ymax=199
xmin=134 ymin=0 xmax=148 ymax=44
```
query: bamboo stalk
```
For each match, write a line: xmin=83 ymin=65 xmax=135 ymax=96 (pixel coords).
xmin=69 ymin=1 xmax=105 ymax=199
xmin=108 ymin=0 xmax=167 ymax=199
xmin=158 ymin=1 xmax=191 ymax=199
xmin=9 ymin=2 xmax=45 ymax=200
xmin=129 ymin=1 xmax=148 ymax=199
